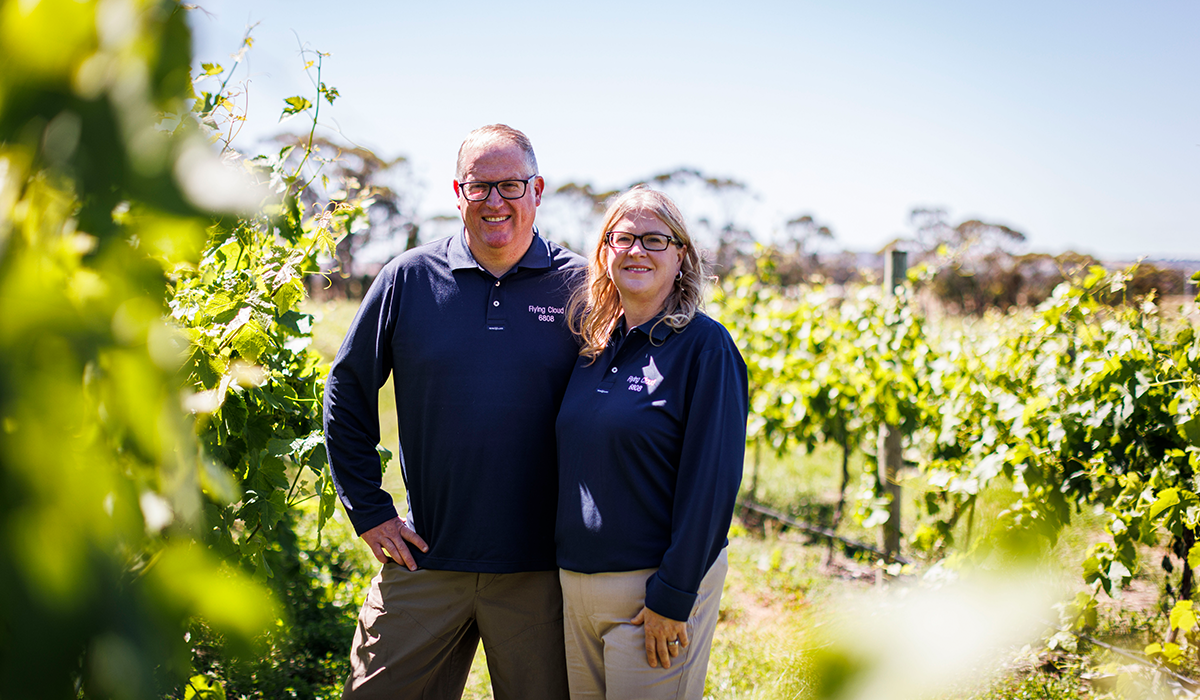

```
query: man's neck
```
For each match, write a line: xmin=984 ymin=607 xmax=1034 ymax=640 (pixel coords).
xmin=467 ymin=230 xmax=535 ymax=278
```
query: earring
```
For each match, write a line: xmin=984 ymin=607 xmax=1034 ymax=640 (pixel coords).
xmin=675 ymin=270 xmax=683 ymax=282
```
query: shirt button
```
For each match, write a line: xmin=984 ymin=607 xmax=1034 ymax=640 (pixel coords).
xmin=495 ymin=280 xmax=500 ymax=287
xmin=610 ymin=367 xmax=618 ymax=373
xmin=493 ymin=301 xmax=500 ymax=307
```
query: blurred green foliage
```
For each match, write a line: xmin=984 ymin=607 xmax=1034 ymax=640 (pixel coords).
xmin=0 ymin=1 xmax=369 ymax=696
xmin=186 ymin=508 xmax=369 ymax=698
xmin=0 ymin=1 xmax=270 ymax=696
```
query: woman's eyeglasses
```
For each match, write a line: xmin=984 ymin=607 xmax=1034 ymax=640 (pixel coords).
xmin=605 ymin=231 xmax=681 ymax=251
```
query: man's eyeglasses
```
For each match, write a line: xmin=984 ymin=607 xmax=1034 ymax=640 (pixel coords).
xmin=458 ymin=177 xmax=537 ymax=201
xmin=606 ymin=231 xmax=681 ymax=252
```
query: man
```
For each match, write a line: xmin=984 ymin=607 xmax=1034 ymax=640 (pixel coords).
xmin=323 ymin=124 xmax=583 ymax=699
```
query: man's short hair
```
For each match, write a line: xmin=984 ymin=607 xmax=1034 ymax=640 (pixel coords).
xmin=456 ymin=124 xmax=539 ymax=180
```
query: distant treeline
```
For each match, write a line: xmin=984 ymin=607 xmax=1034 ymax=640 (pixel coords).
xmin=290 ymin=142 xmax=1196 ymax=312
xmin=744 ymin=246 xmax=1197 ymax=314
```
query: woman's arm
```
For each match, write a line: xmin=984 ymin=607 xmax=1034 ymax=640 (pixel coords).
xmin=644 ymin=334 xmax=749 ymax=622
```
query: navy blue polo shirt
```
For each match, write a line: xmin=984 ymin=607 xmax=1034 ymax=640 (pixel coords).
xmin=555 ymin=312 xmax=748 ymax=621
xmin=324 ymin=231 xmax=584 ymax=573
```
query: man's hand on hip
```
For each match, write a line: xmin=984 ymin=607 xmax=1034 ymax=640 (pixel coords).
xmin=362 ymin=517 xmax=429 ymax=570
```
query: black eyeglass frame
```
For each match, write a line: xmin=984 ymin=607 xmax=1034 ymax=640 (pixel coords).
xmin=605 ymin=231 xmax=682 ymax=252
xmin=457 ymin=176 xmax=538 ymax=202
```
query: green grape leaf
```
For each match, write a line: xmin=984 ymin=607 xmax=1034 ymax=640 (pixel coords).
xmin=243 ymin=412 xmax=276 ymax=452
xmin=219 ymin=392 xmax=247 ymax=435
xmin=1149 ymin=488 xmax=1181 ymax=520
xmin=203 ymin=290 xmax=240 ymax=324
xmin=315 ymin=470 xmax=338 ymax=539
xmin=291 ymin=430 xmax=325 ymax=460
xmin=280 ymin=96 xmax=312 ymax=119
xmin=1170 ymin=600 xmax=1197 ymax=633
xmin=231 ymin=319 xmax=270 ymax=363
xmin=1179 ymin=416 xmax=1200 ymax=448
xmin=184 ymin=674 xmax=227 ymax=700
xmin=273 ymin=278 xmax=304 ymax=316
xmin=260 ymin=489 xmax=287 ymax=531
xmin=1162 ymin=642 xmax=1184 ymax=663
xmin=1187 ymin=542 xmax=1200 ymax=571
xmin=377 ymin=444 xmax=394 ymax=473
xmin=249 ymin=456 xmax=289 ymax=492
xmin=266 ymin=437 xmax=293 ymax=458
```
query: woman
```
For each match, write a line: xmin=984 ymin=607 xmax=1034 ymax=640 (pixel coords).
xmin=556 ymin=186 xmax=748 ymax=699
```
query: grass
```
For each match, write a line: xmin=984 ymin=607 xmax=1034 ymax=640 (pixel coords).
xmin=307 ymin=299 xmax=405 ymax=499
xmin=306 ymin=297 xmax=1179 ymax=700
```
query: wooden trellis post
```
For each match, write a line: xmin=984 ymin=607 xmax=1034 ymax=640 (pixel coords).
xmin=879 ymin=249 xmax=907 ymax=564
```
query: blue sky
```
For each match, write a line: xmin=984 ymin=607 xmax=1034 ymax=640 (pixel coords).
xmin=188 ymin=1 xmax=1199 ymax=260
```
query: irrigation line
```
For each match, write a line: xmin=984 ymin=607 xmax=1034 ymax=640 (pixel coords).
xmin=740 ymin=502 xmax=1200 ymax=690
xmin=740 ymin=502 xmax=1200 ymax=689
xmin=737 ymin=499 xmax=911 ymax=566
xmin=1051 ymin=622 xmax=1200 ymax=692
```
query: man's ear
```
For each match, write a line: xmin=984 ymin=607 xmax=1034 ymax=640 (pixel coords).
xmin=532 ymin=175 xmax=545 ymax=206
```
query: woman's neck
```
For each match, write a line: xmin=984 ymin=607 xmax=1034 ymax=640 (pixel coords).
xmin=621 ymin=295 xmax=668 ymax=329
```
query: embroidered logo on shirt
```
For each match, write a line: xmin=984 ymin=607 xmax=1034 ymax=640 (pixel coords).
xmin=527 ymin=304 xmax=565 ymax=323
xmin=642 ymin=356 xmax=663 ymax=395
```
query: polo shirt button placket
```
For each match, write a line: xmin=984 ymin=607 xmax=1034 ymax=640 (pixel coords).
xmin=486 ymin=277 xmax=505 ymax=330
xmin=596 ymin=363 xmax=620 ymax=393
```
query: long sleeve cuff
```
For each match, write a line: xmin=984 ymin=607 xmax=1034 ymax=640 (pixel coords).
xmin=348 ymin=503 xmax=399 ymax=537
xmin=645 ymin=572 xmax=698 ymax=622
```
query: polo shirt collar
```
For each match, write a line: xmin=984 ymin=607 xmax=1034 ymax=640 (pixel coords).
xmin=616 ymin=311 xmax=675 ymax=345
xmin=448 ymin=227 xmax=551 ymax=274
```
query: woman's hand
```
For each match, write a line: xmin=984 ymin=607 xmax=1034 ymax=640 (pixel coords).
xmin=631 ymin=606 xmax=689 ymax=669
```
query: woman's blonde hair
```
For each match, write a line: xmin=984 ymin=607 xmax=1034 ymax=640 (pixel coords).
xmin=567 ymin=186 xmax=709 ymax=360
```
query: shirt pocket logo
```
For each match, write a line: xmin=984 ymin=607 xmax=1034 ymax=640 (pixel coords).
xmin=642 ymin=356 xmax=664 ymax=395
